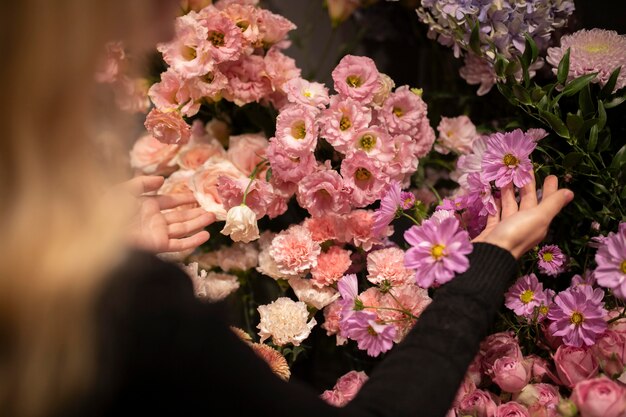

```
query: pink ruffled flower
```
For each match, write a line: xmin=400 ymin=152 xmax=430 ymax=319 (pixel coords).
xmin=320 ymin=370 xmax=368 ymax=407
xmin=378 ymin=86 xmax=427 ymax=137
xmin=266 ymin=141 xmax=316 ymax=186
xmin=332 ymin=55 xmax=380 ymax=104
xmin=547 ymin=29 xmax=626 ymax=93
xmin=311 ymin=246 xmax=353 ymax=288
xmin=221 ymin=54 xmax=272 ymax=106
xmin=188 ymin=68 xmax=229 ymax=103
xmin=455 ymin=136 xmax=488 ymax=189
xmin=345 ymin=210 xmax=389 ymax=251
xmin=547 ymin=286 xmax=607 ymax=348
xmin=379 ymin=284 xmax=431 ymax=341
xmin=149 ymin=68 xmax=198 ymax=117
xmin=413 ymin=116 xmax=437 ymax=158
xmin=367 ymin=247 xmax=414 ymax=286
xmin=220 ymin=4 xmax=261 ymax=44
xmin=269 ymin=225 xmax=321 ymax=276
xmin=159 ymin=169 xmax=195 ymax=201
xmin=553 ymin=344 xmax=599 ymax=388
xmin=296 ymin=167 xmax=351 ymax=217
xmin=274 ymin=104 xmax=319 ymax=157
xmin=144 ymin=108 xmax=192 ymax=145
xmin=435 ymin=115 xmax=478 ymax=155
xmin=340 ymin=151 xmax=388 ymax=207
xmin=190 ymin=157 xmax=246 ymax=220
xmin=320 ymin=389 xmax=345 ymax=407
xmin=113 ymin=76 xmax=151 ymax=114
xmin=320 ymin=96 xmax=372 ymax=153
xmin=197 ymin=7 xmax=243 ymax=63
xmin=383 ymin=134 xmax=420 ymax=186
xmin=321 ymin=299 xmax=346 ymax=344
xmin=177 ymin=140 xmax=226 ymax=170
xmin=157 ymin=13 xmax=212 ymax=78
xmin=256 ymin=8 xmax=296 ymax=46
xmin=227 ymin=133 xmax=268 ymax=176
xmin=371 ymin=73 xmax=395 ymax=108
xmin=480 ymin=332 xmax=523 ymax=376
xmin=288 ymin=277 xmax=339 ymax=310
xmin=571 ymin=376 xmax=626 ymax=417
xmin=494 ymin=401 xmax=530 ymax=417
xmin=491 ymin=356 xmax=532 ymax=393
xmin=538 ymin=244 xmax=567 ymax=276
xmin=264 ymin=48 xmax=302 ymax=92
xmin=217 ymin=176 xmax=274 ymax=219
xmin=340 ymin=310 xmax=396 ymax=357
xmin=591 ymin=330 xmax=626 ymax=377
xmin=458 ymin=389 xmax=499 ymax=417
xmin=284 ymin=78 xmax=330 ymax=109
xmin=404 ymin=217 xmax=473 ymax=288
xmin=95 ymin=41 xmax=125 ymax=84
xmin=348 ymin=126 xmax=394 ymax=161
xmin=303 ymin=215 xmax=344 ymax=244
xmin=482 ymin=129 xmax=537 ymax=188
xmin=505 ymin=273 xmax=547 ymax=318
xmin=595 ymin=222 xmax=626 ymax=298
xmin=459 ymin=54 xmax=497 ymax=96
xmin=129 ymin=134 xmax=180 ymax=175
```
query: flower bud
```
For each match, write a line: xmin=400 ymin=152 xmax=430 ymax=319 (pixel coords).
xmin=221 ymin=204 xmax=260 ymax=243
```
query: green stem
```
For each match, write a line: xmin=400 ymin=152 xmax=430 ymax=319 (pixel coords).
xmin=362 ymin=305 xmax=418 ymax=320
xmin=401 ymin=212 xmax=421 ymax=226
xmin=242 ymin=159 xmax=269 ymax=205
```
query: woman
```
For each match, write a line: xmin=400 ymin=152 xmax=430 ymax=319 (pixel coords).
xmin=0 ymin=1 xmax=574 ymax=417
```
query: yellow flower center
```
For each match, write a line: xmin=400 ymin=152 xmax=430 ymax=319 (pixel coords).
xmin=358 ymin=133 xmax=377 ymax=151
xmin=571 ymin=312 xmax=584 ymax=325
xmin=340 ymin=115 xmax=352 ymax=131
xmin=303 ymin=90 xmax=312 ymax=98
xmin=431 ymin=244 xmax=446 ymax=260
xmin=542 ymin=252 xmax=554 ymax=262
xmin=583 ymin=43 xmax=609 ymax=53
xmin=201 ymin=72 xmax=215 ymax=83
xmin=503 ymin=153 xmax=519 ymax=167
xmin=393 ymin=107 xmax=404 ymax=117
xmin=355 ymin=168 xmax=371 ymax=182
xmin=346 ymin=75 xmax=362 ymax=88
xmin=621 ymin=260 xmax=626 ymax=274
xmin=181 ymin=45 xmax=197 ymax=61
xmin=520 ymin=290 xmax=535 ymax=304
xmin=539 ymin=305 xmax=549 ymax=315
xmin=367 ymin=326 xmax=378 ymax=336
xmin=208 ymin=30 xmax=225 ymax=47
xmin=236 ymin=20 xmax=250 ymax=31
xmin=291 ymin=121 xmax=306 ymax=140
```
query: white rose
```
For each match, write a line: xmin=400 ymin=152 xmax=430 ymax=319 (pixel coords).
xmin=221 ymin=205 xmax=260 ymax=243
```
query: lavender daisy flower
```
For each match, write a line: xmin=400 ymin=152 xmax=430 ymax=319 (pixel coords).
xmin=504 ymin=273 xmax=545 ymax=318
xmin=338 ymin=273 xmax=360 ymax=313
xmin=403 ymin=217 xmax=473 ymax=288
xmin=465 ymin=172 xmax=497 ymax=216
xmin=340 ymin=310 xmax=396 ymax=357
xmin=547 ymin=286 xmax=607 ymax=348
xmin=373 ymin=181 xmax=402 ymax=235
xmin=538 ymin=245 xmax=567 ymax=277
xmin=595 ymin=223 xmax=626 ymax=298
xmin=571 ymin=270 xmax=596 ymax=288
xmin=481 ymin=129 xmax=536 ymax=188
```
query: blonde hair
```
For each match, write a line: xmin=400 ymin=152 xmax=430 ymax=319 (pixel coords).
xmin=0 ymin=1 xmax=166 ymax=416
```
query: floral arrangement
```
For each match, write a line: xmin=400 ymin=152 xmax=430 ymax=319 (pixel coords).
xmin=119 ymin=0 xmax=626 ymax=415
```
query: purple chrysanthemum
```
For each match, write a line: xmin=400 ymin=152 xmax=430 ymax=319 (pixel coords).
xmin=373 ymin=181 xmax=402 ymax=235
xmin=538 ymin=244 xmax=567 ymax=277
xmin=595 ymin=222 xmax=626 ymax=298
xmin=547 ymin=286 xmax=607 ymax=347
xmin=547 ymin=29 xmax=626 ymax=93
xmin=481 ymin=129 xmax=536 ymax=188
xmin=340 ymin=310 xmax=396 ymax=357
xmin=504 ymin=273 xmax=549 ymax=318
xmin=403 ymin=217 xmax=473 ymax=288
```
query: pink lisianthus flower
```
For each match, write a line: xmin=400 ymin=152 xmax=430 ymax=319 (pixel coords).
xmin=537 ymin=244 xmax=567 ymax=277
xmin=481 ymin=129 xmax=537 ymax=188
xmin=413 ymin=117 xmax=437 ymax=158
xmin=220 ymin=4 xmax=261 ymax=44
xmin=404 ymin=217 xmax=473 ymax=288
xmin=274 ymin=104 xmax=319 ymax=157
xmin=95 ymin=41 xmax=125 ymax=84
xmin=547 ymin=286 xmax=607 ymax=347
xmin=383 ymin=134 xmax=420 ymax=186
xmin=113 ymin=76 xmax=151 ymax=114
xmin=340 ymin=310 xmax=396 ymax=357
xmin=221 ymin=54 xmax=272 ymax=106
xmin=149 ymin=68 xmax=198 ymax=117
xmin=284 ymin=78 xmax=330 ymax=109
xmin=263 ymin=48 xmax=302 ymax=93
xmin=311 ymin=246 xmax=353 ymax=288
xmin=372 ymin=181 xmax=403 ymax=236
xmin=296 ymin=167 xmax=352 ymax=217
xmin=595 ymin=222 xmax=626 ymax=298
xmin=144 ymin=108 xmax=192 ymax=145
xmin=366 ymin=247 xmax=415 ymax=286
xmin=459 ymin=53 xmax=497 ymax=96
xmin=157 ymin=13 xmax=212 ymax=78
xmin=177 ymin=140 xmax=226 ymax=170
xmin=188 ymin=68 xmax=229 ymax=103
xmin=190 ymin=157 xmax=246 ymax=220
xmin=256 ymin=8 xmax=296 ymax=46
xmin=320 ymin=96 xmax=372 ymax=153
xmin=269 ymin=225 xmax=321 ymax=276
xmin=349 ymin=126 xmax=394 ymax=162
xmin=505 ymin=273 xmax=547 ymax=318
xmin=332 ymin=55 xmax=380 ymax=104
xmin=216 ymin=176 xmax=273 ymax=219
xmin=340 ymin=151 xmax=388 ymax=207
xmin=378 ymin=86 xmax=427 ymax=137
xmin=435 ymin=115 xmax=478 ymax=155
xmin=265 ymin=140 xmax=317 ymax=183
xmin=196 ymin=7 xmax=243 ymax=63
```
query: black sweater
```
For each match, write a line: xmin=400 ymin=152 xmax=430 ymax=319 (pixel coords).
xmin=63 ymin=242 xmax=517 ymax=417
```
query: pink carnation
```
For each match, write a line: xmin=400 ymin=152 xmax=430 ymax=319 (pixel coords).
xmin=269 ymin=225 xmax=321 ymax=276
xmin=340 ymin=151 xmax=388 ymax=207
xmin=157 ymin=13 xmax=212 ymax=78
xmin=379 ymin=284 xmax=431 ymax=341
xmin=266 ymin=140 xmax=317 ymax=183
xmin=144 ymin=108 xmax=191 ymax=145
xmin=274 ymin=104 xmax=319 ymax=157
xmin=345 ymin=209 xmax=389 ymax=251
xmin=435 ymin=115 xmax=478 ymax=155
xmin=332 ymin=55 xmax=380 ymax=104
xmin=378 ymin=85 xmax=427 ymax=137
xmin=366 ymin=247 xmax=415 ymax=286
xmin=320 ymin=96 xmax=372 ymax=153
xmin=311 ymin=246 xmax=353 ymax=288
xmin=129 ymin=134 xmax=180 ymax=175
xmin=303 ymin=215 xmax=345 ymax=244
xmin=197 ymin=7 xmax=243 ymax=63
xmin=221 ymin=54 xmax=272 ymax=106
xmin=296 ymin=167 xmax=352 ymax=217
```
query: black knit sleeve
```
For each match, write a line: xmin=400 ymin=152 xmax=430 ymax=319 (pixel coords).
xmin=91 ymin=243 xmax=517 ymax=417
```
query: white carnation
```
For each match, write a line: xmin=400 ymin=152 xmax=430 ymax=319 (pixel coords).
xmin=257 ymin=297 xmax=316 ymax=346
xmin=288 ymin=277 xmax=340 ymax=310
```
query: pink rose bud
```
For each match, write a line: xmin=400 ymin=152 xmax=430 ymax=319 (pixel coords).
xmin=334 ymin=370 xmax=368 ymax=402
xmin=491 ymin=356 xmax=532 ymax=393
xmin=554 ymin=345 xmax=599 ymax=388
xmin=592 ymin=330 xmax=626 ymax=377
xmin=514 ymin=384 xmax=561 ymax=417
xmin=144 ymin=108 xmax=191 ymax=145
xmin=458 ymin=389 xmax=499 ymax=417
xmin=571 ymin=376 xmax=626 ymax=417
xmin=495 ymin=401 xmax=530 ymax=417
xmin=526 ymin=355 xmax=551 ymax=383
xmin=320 ymin=389 xmax=345 ymax=407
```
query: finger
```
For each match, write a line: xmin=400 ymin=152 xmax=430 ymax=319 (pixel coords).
xmin=164 ymin=207 xmax=211 ymax=224
xmin=500 ymin=182 xmax=518 ymax=219
xmin=155 ymin=193 xmax=198 ymax=210
xmin=485 ymin=199 xmax=502 ymax=229
xmin=167 ymin=213 xmax=215 ymax=239
xmin=537 ymin=188 xmax=574 ymax=221
xmin=541 ymin=175 xmax=559 ymax=201
xmin=519 ymin=171 xmax=538 ymax=210
xmin=124 ymin=176 xmax=165 ymax=196
xmin=166 ymin=231 xmax=210 ymax=253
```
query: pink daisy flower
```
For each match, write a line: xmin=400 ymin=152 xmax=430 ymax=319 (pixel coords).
xmin=465 ymin=172 xmax=497 ymax=216
xmin=504 ymin=273 xmax=546 ymax=318
xmin=337 ymin=273 xmax=359 ymax=313
xmin=547 ymin=29 xmax=626 ymax=93
xmin=372 ymin=181 xmax=403 ymax=235
xmin=340 ymin=310 xmax=396 ymax=357
xmin=332 ymin=55 xmax=380 ymax=104
xmin=547 ymin=286 xmax=607 ymax=348
xmin=595 ymin=222 xmax=626 ymax=298
xmin=481 ymin=129 xmax=536 ymax=188
xmin=538 ymin=244 xmax=567 ymax=277
xmin=403 ymin=217 xmax=473 ymax=288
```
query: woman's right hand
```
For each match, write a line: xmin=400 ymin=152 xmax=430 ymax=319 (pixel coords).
xmin=473 ymin=173 xmax=574 ymax=259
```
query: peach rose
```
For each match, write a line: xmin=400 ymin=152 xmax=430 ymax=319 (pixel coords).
xmin=129 ymin=134 xmax=179 ymax=175
xmin=177 ymin=139 xmax=226 ymax=170
xmin=144 ymin=108 xmax=191 ymax=145
xmin=190 ymin=157 xmax=247 ymax=220
xmin=227 ymin=133 xmax=269 ymax=176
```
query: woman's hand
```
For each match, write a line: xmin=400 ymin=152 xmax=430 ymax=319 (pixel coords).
xmin=473 ymin=173 xmax=574 ymax=259
xmin=123 ymin=176 xmax=214 ymax=253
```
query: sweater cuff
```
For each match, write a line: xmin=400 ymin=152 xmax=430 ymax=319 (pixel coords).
xmin=463 ymin=242 xmax=518 ymax=296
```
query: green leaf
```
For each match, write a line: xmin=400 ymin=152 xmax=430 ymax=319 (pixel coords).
xmin=557 ymin=48 xmax=570 ymax=85
xmin=525 ymin=34 xmax=538 ymax=64
xmin=610 ymin=144 xmax=626 ymax=170
xmin=512 ymin=85 xmax=532 ymax=105
xmin=469 ymin=22 xmax=481 ymax=55
xmin=562 ymin=73 xmax=598 ymax=97
xmin=530 ymin=86 xmax=545 ymax=103
xmin=537 ymin=95 xmax=550 ymax=111
xmin=566 ymin=113 xmax=583 ymax=137
xmin=597 ymin=100 xmax=607 ymax=130
xmin=540 ymin=110 xmax=569 ymax=138
xmin=505 ymin=60 xmax=520 ymax=77
xmin=587 ymin=125 xmax=598 ymax=152
xmin=579 ymin=84 xmax=595 ymax=116
xmin=600 ymin=66 xmax=621 ymax=99
xmin=605 ymin=94 xmax=626 ymax=109
xmin=590 ymin=181 xmax=610 ymax=195
xmin=265 ymin=167 xmax=272 ymax=182
xmin=563 ymin=152 xmax=584 ymax=169
xmin=494 ymin=54 xmax=508 ymax=77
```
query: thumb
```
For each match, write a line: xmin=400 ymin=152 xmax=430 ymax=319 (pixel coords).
xmin=538 ymin=188 xmax=574 ymax=220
